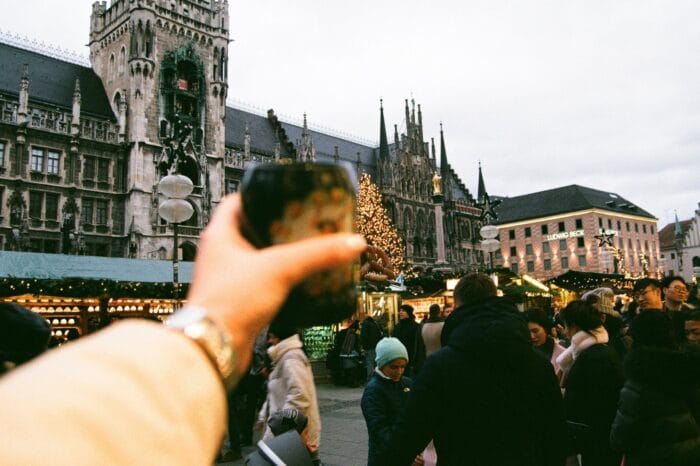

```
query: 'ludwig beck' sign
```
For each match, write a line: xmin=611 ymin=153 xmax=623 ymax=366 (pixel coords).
xmin=545 ymin=229 xmax=584 ymax=241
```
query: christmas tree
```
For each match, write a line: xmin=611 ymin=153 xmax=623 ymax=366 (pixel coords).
xmin=355 ymin=172 xmax=407 ymax=276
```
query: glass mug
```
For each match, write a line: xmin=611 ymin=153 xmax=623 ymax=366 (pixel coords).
xmin=239 ymin=161 xmax=358 ymax=328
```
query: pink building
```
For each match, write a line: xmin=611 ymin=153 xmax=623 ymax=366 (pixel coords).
xmin=493 ymin=185 xmax=660 ymax=280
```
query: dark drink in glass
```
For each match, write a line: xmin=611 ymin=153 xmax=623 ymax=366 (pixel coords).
xmin=239 ymin=161 xmax=358 ymax=327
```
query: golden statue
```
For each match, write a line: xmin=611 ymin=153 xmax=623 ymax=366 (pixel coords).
xmin=432 ymin=172 xmax=443 ymax=196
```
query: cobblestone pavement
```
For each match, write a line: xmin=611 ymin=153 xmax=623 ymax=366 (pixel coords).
xmin=220 ymin=383 xmax=368 ymax=466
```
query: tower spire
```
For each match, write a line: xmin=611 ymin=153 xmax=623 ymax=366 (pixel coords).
xmin=379 ymin=99 xmax=389 ymax=161
xmin=477 ymin=161 xmax=487 ymax=205
xmin=439 ymin=122 xmax=448 ymax=177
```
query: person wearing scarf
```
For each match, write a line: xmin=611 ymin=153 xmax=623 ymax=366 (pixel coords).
xmin=557 ymin=300 xmax=624 ymax=466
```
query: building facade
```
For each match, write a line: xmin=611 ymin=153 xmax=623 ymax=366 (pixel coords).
xmin=659 ymin=203 xmax=700 ymax=283
xmin=0 ymin=0 xmax=483 ymax=272
xmin=493 ymin=185 xmax=660 ymax=280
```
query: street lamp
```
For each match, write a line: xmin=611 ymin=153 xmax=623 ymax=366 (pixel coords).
xmin=158 ymin=174 xmax=194 ymax=310
xmin=480 ymin=224 xmax=500 ymax=270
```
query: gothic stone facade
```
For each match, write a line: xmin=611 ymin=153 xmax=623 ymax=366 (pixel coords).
xmin=0 ymin=0 xmax=484 ymax=271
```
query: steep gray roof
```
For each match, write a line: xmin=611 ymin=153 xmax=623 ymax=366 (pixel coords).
xmin=494 ymin=184 xmax=656 ymax=224
xmin=224 ymin=106 xmax=292 ymax=157
xmin=0 ymin=42 xmax=115 ymax=119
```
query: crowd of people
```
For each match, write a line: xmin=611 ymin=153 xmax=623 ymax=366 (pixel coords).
xmin=1 ymin=192 xmax=700 ymax=465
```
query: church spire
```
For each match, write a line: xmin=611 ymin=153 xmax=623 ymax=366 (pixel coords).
xmin=477 ymin=161 xmax=487 ymax=205
xmin=379 ymin=99 xmax=389 ymax=162
xmin=439 ymin=122 xmax=448 ymax=177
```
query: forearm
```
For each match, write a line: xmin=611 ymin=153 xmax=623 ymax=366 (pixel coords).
xmin=0 ymin=320 xmax=226 ymax=466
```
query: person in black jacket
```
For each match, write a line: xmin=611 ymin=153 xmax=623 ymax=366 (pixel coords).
xmin=361 ymin=337 xmax=420 ymax=466
xmin=379 ymin=273 xmax=568 ymax=466
xmin=392 ymin=305 xmax=424 ymax=378
xmin=556 ymin=300 xmax=624 ymax=466
xmin=610 ymin=310 xmax=700 ymax=466
xmin=361 ymin=315 xmax=384 ymax=381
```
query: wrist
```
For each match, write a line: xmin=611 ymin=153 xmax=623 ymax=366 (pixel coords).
xmin=166 ymin=306 xmax=240 ymax=391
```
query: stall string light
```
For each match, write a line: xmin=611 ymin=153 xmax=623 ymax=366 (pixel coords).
xmin=0 ymin=277 xmax=187 ymax=299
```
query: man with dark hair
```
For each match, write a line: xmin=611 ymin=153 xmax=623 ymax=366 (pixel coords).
xmin=379 ymin=273 xmax=568 ymax=466
xmin=633 ymin=278 xmax=663 ymax=311
xmin=361 ymin=315 xmax=384 ymax=380
xmin=662 ymin=276 xmax=694 ymax=312
xmin=441 ymin=272 xmax=498 ymax=345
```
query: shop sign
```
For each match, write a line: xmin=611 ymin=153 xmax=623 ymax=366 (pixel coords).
xmin=598 ymin=228 xmax=619 ymax=236
xmin=545 ymin=229 xmax=584 ymax=241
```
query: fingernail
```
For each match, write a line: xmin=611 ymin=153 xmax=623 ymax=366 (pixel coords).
xmin=346 ymin=234 xmax=367 ymax=250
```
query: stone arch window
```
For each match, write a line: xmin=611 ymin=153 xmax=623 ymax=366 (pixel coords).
xmin=416 ymin=210 xmax=426 ymax=235
xmin=693 ymin=256 xmax=700 ymax=267
xmin=180 ymin=241 xmax=197 ymax=261
xmin=119 ymin=46 xmax=126 ymax=74
xmin=109 ymin=53 xmax=115 ymax=76
xmin=403 ymin=207 xmax=414 ymax=234
xmin=426 ymin=239 xmax=434 ymax=258
xmin=144 ymin=21 xmax=153 ymax=58
xmin=213 ymin=47 xmax=219 ymax=80
xmin=9 ymin=192 xmax=24 ymax=226
xmin=178 ymin=155 xmax=200 ymax=187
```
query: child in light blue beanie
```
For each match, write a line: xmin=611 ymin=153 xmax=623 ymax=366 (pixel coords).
xmin=375 ymin=337 xmax=409 ymax=370
xmin=362 ymin=337 xmax=417 ymax=466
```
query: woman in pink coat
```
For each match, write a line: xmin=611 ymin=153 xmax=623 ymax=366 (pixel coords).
xmin=525 ymin=309 xmax=566 ymax=382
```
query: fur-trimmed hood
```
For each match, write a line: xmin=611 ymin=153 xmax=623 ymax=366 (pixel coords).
xmin=624 ymin=345 xmax=700 ymax=394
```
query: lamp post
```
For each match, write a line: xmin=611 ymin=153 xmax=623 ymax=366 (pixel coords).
xmin=479 ymin=224 xmax=500 ymax=271
xmin=158 ymin=174 xmax=194 ymax=310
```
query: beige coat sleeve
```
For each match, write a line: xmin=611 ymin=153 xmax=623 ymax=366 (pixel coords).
xmin=0 ymin=320 xmax=226 ymax=466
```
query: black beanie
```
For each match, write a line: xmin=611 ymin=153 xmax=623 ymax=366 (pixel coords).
xmin=0 ymin=303 xmax=51 ymax=366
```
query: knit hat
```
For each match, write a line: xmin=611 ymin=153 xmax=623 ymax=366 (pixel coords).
xmin=375 ymin=337 xmax=408 ymax=369
xmin=581 ymin=287 xmax=618 ymax=317
xmin=0 ymin=303 xmax=51 ymax=366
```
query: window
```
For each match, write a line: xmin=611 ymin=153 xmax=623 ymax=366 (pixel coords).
xmin=671 ymin=253 xmax=676 ymax=260
xmin=559 ymin=239 xmax=567 ymax=252
xmin=29 ymin=191 xmax=43 ymax=218
xmin=651 ymin=226 xmax=655 ymax=235
xmin=45 ymin=193 xmax=59 ymax=220
xmin=598 ymin=217 xmax=603 ymax=228
xmin=525 ymin=244 xmax=533 ymax=255
xmin=0 ymin=141 xmax=5 ymax=167
xmin=524 ymin=227 xmax=531 ymax=238
xmin=608 ymin=218 xmax=612 ymax=229
xmin=642 ymin=224 xmax=647 ymax=234
xmin=527 ymin=261 xmax=534 ymax=273
xmin=31 ymin=148 xmax=44 ymax=172
xmin=635 ymin=223 xmax=639 ymax=233
xmin=577 ymin=237 xmax=585 ymax=248
xmin=511 ymin=262 xmax=519 ymax=274
xmin=96 ymin=200 xmax=108 ymax=225
xmin=561 ymin=257 xmax=569 ymax=269
xmin=637 ymin=239 xmax=641 ymax=250
xmin=628 ymin=238 xmax=632 ymax=248
xmin=617 ymin=220 xmax=621 ymax=230
xmin=558 ymin=221 xmax=566 ymax=232
xmin=508 ymin=229 xmax=515 ymax=240
xmin=510 ymin=246 xmax=517 ymax=257
xmin=81 ymin=199 xmax=94 ymax=224
xmin=541 ymin=224 xmax=548 ymax=235
xmin=47 ymin=150 xmax=60 ymax=175
xmin=226 ymin=179 xmax=239 ymax=194
xmin=84 ymin=157 xmax=95 ymax=179
xmin=544 ymin=259 xmax=552 ymax=271
xmin=626 ymin=222 xmax=630 ymax=232
xmin=578 ymin=255 xmax=587 ymax=267
xmin=618 ymin=238 xmax=624 ymax=249
xmin=575 ymin=218 xmax=583 ymax=229
xmin=97 ymin=159 xmax=109 ymax=182
xmin=542 ymin=241 xmax=550 ymax=253
xmin=644 ymin=240 xmax=649 ymax=251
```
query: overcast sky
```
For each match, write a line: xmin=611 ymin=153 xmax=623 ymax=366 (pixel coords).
xmin=3 ymin=0 xmax=700 ymax=226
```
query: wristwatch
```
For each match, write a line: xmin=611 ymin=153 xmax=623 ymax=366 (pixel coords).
xmin=166 ymin=306 xmax=239 ymax=391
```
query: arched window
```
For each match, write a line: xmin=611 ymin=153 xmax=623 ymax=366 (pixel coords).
xmin=119 ymin=46 xmax=126 ymax=74
xmin=109 ymin=53 xmax=115 ymax=76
